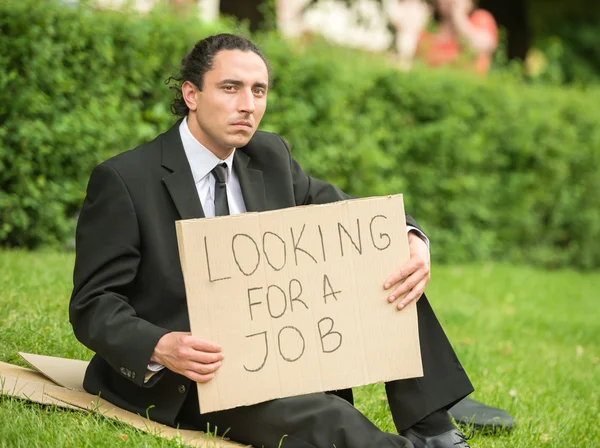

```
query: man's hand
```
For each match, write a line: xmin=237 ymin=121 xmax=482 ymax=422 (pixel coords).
xmin=150 ymin=332 xmax=224 ymax=383
xmin=383 ymin=231 xmax=431 ymax=310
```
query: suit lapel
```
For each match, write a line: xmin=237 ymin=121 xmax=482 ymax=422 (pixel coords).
xmin=161 ymin=121 xmax=205 ymax=220
xmin=234 ymin=149 xmax=266 ymax=212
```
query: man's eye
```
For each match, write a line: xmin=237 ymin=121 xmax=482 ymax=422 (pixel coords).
xmin=223 ymin=85 xmax=236 ymax=91
xmin=253 ymin=89 xmax=265 ymax=96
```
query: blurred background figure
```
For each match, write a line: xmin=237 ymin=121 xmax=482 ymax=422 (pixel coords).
xmin=277 ymin=0 xmax=393 ymax=52
xmin=389 ymin=0 xmax=498 ymax=75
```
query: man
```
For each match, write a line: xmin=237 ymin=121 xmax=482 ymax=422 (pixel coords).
xmin=70 ymin=34 xmax=473 ymax=448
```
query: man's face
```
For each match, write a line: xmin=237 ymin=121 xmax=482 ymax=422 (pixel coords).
xmin=186 ymin=49 xmax=269 ymax=156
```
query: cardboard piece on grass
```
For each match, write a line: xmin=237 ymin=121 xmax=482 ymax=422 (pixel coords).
xmin=176 ymin=195 xmax=424 ymax=413
xmin=19 ymin=352 xmax=87 ymax=392
xmin=0 ymin=358 xmax=247 ymax=448
xmin=45 ymin=388 xmax=246 ymax=448
xmin=0 ymin=361 xmax=81 ymax=409
xmin=0 ymin=361 xmax=52 ymax=384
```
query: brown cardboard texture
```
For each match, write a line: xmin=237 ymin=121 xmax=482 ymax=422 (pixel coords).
xmin=19 ymin=352 xmax=87 ymax=391
xmin=176 ymin=195 xmax=424 ymax=413
xmin=0 ymin=357 xmax=246 ymax=448
xmin=0 ymin=361 xmax=79 ymax=408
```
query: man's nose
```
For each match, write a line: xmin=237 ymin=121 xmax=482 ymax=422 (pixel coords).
xmin=237 ymin=89 xmax=256 ymax=114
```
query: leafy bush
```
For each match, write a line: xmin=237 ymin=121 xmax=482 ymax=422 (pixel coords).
xmin=1 ymin=0 xmax=599 ymax=268
xmin=0 ymin=0 xmax=223 ymax=247
xmin=528 ymin=0 xmax=600 ymax=86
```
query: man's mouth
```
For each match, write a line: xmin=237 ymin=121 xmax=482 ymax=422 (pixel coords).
xmin=231 ymin=121 xmax=252 ymax=128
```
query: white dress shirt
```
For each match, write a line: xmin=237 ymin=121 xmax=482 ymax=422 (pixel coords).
xmin=179 ymin=117 xmax=247 ymax=217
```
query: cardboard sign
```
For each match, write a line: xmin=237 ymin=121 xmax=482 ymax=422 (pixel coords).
xmin=176 ymin=195 xmax=423 ymax=413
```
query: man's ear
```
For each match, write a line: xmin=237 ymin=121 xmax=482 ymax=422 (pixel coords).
xmin=181 ymin=81 xmax=199 ymax=112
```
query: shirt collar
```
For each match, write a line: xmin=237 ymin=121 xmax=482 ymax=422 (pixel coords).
xmin=179 ymin=117 xmax=236 ymax=184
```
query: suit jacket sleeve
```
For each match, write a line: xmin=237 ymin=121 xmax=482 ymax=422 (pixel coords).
xmin=280 ymin=136 xmax=421 ymax=230
xmin=69 ymin=162 xmax=170 ymax=387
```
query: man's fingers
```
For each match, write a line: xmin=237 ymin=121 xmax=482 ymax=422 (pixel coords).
xmin=181 ymin=359 xmax=224 ymax=382
xmin=396 ymin=278 xmax=428 ymax=310
xmin=387 ymin=270 xmax=422 ymax=302
xmin=187 ymin=360 xmax=223 ymax=375
xmin=173 ymin=346 xmax=224 ymax=367
xmin=184 ymin=371 xmax=215 ymax=383
xmin=190 ymin=351 xmax=224 ymax=364
xmin=384 ymin=259 xmax=418 ymax=290
xmin=185 ymin=336 xmax=222 ymax=353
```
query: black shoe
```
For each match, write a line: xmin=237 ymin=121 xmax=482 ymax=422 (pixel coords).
xmin=448 ymin=397 xmax=514 ymax=433
xmin=401 ymin=428 xmax=471 ymax=448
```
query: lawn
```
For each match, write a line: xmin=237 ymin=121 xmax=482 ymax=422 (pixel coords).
xmin=0 ymin=250 xmax=598 ymax=447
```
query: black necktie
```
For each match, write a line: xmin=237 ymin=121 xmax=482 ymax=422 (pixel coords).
xmin=211 ymin=163 xmax=230 ymax=216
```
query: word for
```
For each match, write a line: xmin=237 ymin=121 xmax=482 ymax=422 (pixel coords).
xmin=246 ymin=274 xmax=341 ymax=321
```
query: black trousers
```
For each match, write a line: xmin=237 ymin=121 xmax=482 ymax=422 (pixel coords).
xmin=179 ymin=389 xmax=414 ymax=448
xmin=177 ymin=294 xmax=473 ymax=448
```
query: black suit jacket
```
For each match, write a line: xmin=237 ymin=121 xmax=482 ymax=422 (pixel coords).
xmin=70 ymin=121 xmax=420 ymax=426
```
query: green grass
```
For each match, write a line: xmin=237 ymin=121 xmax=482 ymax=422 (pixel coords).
xmin=1 ymin=250 xmax=598 ymax=447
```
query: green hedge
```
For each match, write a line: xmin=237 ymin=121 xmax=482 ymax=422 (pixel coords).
xmin=1 ymin=0 xmax=600 ymax=268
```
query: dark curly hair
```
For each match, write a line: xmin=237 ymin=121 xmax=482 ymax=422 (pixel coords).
xmin=167 ymin=34 xmax=270 ymax=117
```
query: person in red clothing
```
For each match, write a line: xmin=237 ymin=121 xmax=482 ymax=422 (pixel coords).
xmin=389 ymin=0 xmax=498 ymax=75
